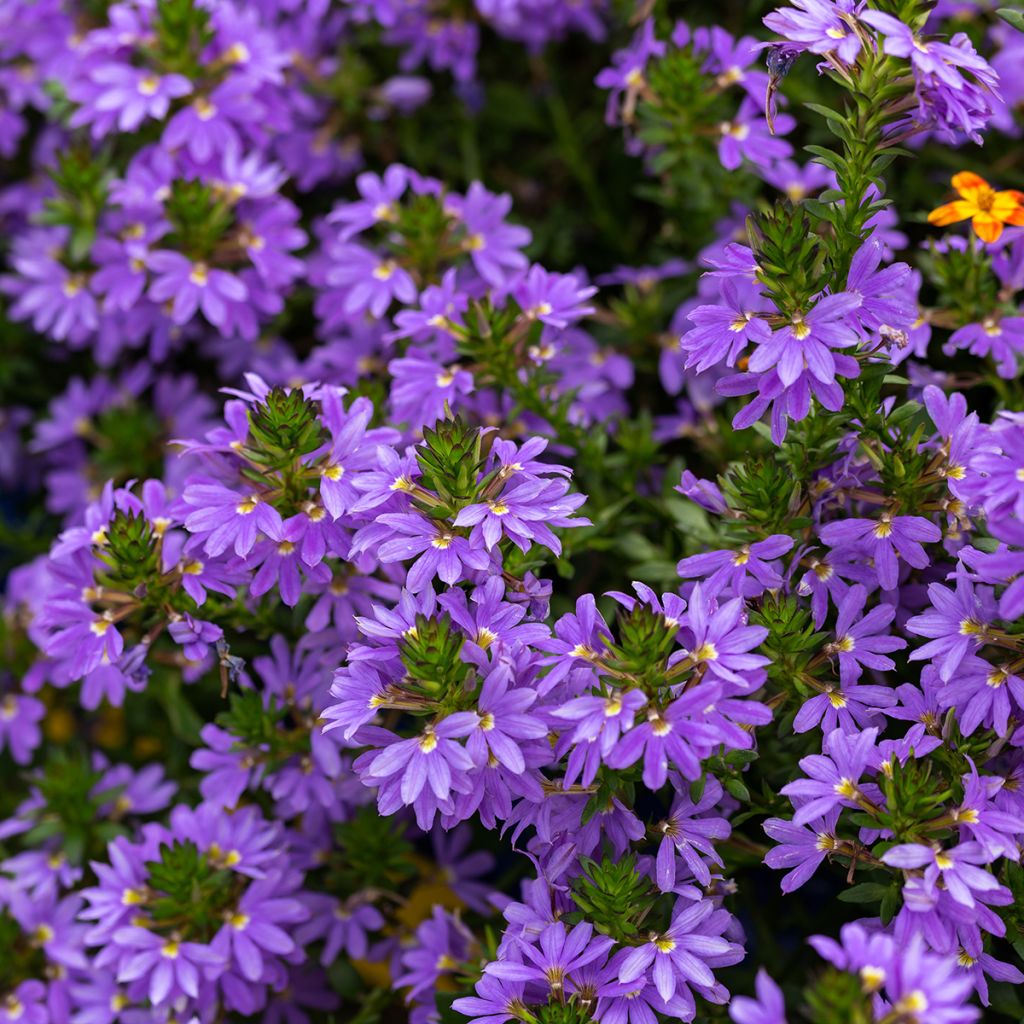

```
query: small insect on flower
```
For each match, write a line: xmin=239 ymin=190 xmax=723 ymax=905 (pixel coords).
xmin=928 ymin=172 xmax=1024 ymax=244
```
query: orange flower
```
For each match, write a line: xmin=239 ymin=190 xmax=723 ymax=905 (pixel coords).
xmin=928 ymin=172 xmax=1024 ymax=244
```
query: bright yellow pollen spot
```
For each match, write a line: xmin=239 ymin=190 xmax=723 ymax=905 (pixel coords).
xmin=826 ymin=27 xmax=847 ymax=39
xmin=654 ymin=936 xmax=677 ymax=953
xmin=437 ymin=954 xmax=458 ymax=970
xmin=959 ymin=618 xmax=984 ymax=636
xmin=605 ymin=695 xmax=623 ymax=716
xmin=161 ymin=940 xmax=180 ymax=959
xmin=695 ymin=642 xmax=718 ymax=662
xmin=935 ymin=852 xmax=954 ymax=869
xmin=729 ymin=314 xmax=749 ymax=332
xmin=236 ymin=495 xmax=260 ymax=514
xmin=5 ymin=998 xmax=24 ymax=1020
xmin=479 ymin=712 xmax=496 ymax=732
xmin=230 ymin=913 xmax=250 ymax=930
xmin=90 ymin=618 xmax=113 ymax=637
xmin=571 ymin=644 xmax=594 ymax=659
xmin=957 ymin=948 xmax=976 ymax=967
xmin=110 ymin=995 xmax=129 ymax=1012
xmin=650 ymin=716 xmax=673 ymax=737
xmin=138 ymin=74 xmax=160 ymax=95
xmin=859 ymin=965 xmax=885 ymax=991
xmin=476 ymin=627 xmax=498 ymax=649
xmin=791 ymin=320 xmax=811 ymax=340
xmin=814 ymin=561 xmax=834 ymax=581
xmin=33 ymin=924 xmax=54 ymax=944
xmin=369 ymin=694 xmax=387 ymax=709
xmin=223 ymin=849 xmax=241 ymax=866
xmin=224 ymin=42 xmax=250 ymax=64
xmin=1015 ymin=467 xmax=1024 ymax=482
xmin=827 ymin=690 xmax=848 ymax=708
xmin=183 ymin=559 xmax=204 ymax=575
xmin=372 ymin=260 xmax=397 ymax=281
xmin=986 ymin=668 xmax=1008 ymax=688
xmin=488 ymin=500 xmax=510 ymax=516
xmin=189 ymin=262 xmax=209 ymax=286
xmin=873 ymin=519 xmax=893 ymax=539
xmin=732 ymin=548 xmax=751 ymax=566
xmin=436 ymin=369 xmax=456 ymax=387
xmin=956 ymin=808 xmax=979 ymax=823
xmin=390 ymin=474 xmax=414 ymax=492
xmin=463 ymin=233 xmax=485 ymax=251
xmin=277 ymin=540 xmax=295 ymax=555
xmin=895 ymin=990 xmax=928 ymax=1014
xmin=835 ymin=635 xmax=855 ymax=653
xmin=983 ymin=319 xmax=1002 ymax=337
xmin=419 ymin=731 xmax=438 ymax=753
xmin=194 ymin=96 xmax=217 ymax=120
xmin=373 ymin=202 xmax=396 ymax=222
xmin=63 ymin=275 xmax=85 ymax=298
xmin=625 ymin=68 xmax=644 ymax=88
xmin=431 ymin=533 xmax=453 ymax=550
xmin=946 ymin=464 xmax=965 ymax=480
xmin=815 ymin=833 xmax=837 ymax=852
xmin=722 ymin=121 xmax=750 ymax=140
xmin=834 ymin=777 xmax=858 ymax=798
xmin=122 ymin=887 xmax=147 ymax=906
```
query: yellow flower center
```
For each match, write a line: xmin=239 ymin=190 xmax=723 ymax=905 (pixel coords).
xmin=138 ymin=75 xmax=160 ymax=95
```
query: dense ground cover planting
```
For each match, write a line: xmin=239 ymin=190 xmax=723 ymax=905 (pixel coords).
xmin=2 ymin=0 xmax=1024 ymax=1021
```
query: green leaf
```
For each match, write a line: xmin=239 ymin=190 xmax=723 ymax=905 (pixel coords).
xmin=838 ymin=882 xmax=889 ymax=904
xmin=997 ymin=8 xmax=1024 ymax=31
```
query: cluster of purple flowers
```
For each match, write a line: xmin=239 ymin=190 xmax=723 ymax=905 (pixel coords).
xmin=1 ymin=0 xmax=1024 ymax=1022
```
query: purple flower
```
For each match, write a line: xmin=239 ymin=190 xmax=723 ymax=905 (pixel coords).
xmin=845 ymin=240 xmax=916 ymax=336
xmin=677 ymin=535 xmax=794 ymax=598
xmin=906 ymin=572 xmax=994 ymax=682
xmin=112 ymin=927 xmax=223 ymax=1005
xmin=729 ymin=969 xmax=788 ymax=1024
xmin=0 ymin=693 xmax=44 ymax=764
xmin=655 ymin=776 xmax=731 ymax=889
xmin=763 ymin=809 xmax=841 ymax=892
xmin=452 ymin=973 xmax=528 ymax=1024
xmin=362 ymin=512 xmax=490 ymax=592
xmin=617 ymin=897 xmax=737 ymax=1001
xmin=511 ymin=265 xmax=596 ymax=328
xmin=486 ymin=920 xmax=613 ymax=994
xmin=819 ymin=513 xmax=941 ymax=590
xmin=606 ymin=684 xmax=724 ymax=789
xmin=147 ymin=252 xmax=248 ymax=331
xmin=747 ymin=293 xmax=862 ymax=388
xmin=763 ymin=0 xmax=864 ymax=65
xmin=453 ymin=479 xmax=588 ymax=555
xmin=69 ymin=66 xmax=192 ymax=136
xmin=882 ymin=841 xmax=1004 ymax=909
xmin=681 ymin=278 xmax=771 ymax=373
xmin=449 ymin=181 xmax=531 ymax=286
xmin=328 ymin=165 xmax=409 ymax=240
xmin=355 ymin=714 xmax=478 ymax=829
xmin=323 ymin=243 xmax=418 ymax=319
xmin=718 ymin=98 xmax=794 ymax=171
xmin=183 ymin=482 xmax=284 ymax=558
xmin=944 ymin=317 xmax=1024 ymax=380
xmin=780 ymin=726 xmax=878 ymax=825
xmin=827 ymin=583 xmax=906 ymax=685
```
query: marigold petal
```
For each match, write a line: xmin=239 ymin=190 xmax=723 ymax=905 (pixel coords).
xmin=991 ymin=191 xmax=1024 ymax=222
xmin=952 ymin=171 xmax=989 ymax=197
xmin=972 ymin=213 xmax=1003 ymax=243
xmin=928 ymin=200 xmax=975 ymax=227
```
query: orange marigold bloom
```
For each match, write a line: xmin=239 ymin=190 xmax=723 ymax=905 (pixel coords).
xmin=928 ymin=172 xmax=1024 ymax=244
